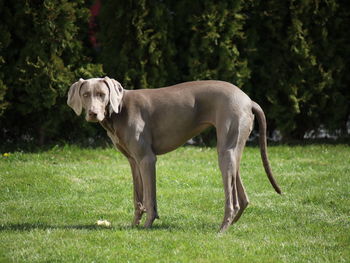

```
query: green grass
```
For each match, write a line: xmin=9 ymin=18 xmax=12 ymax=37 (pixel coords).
xmin=0 ymin=144 xmax=349 ymax=262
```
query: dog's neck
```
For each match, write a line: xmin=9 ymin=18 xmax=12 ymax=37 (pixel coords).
xmin=101 ymin=93 xmax=125 ymax=134
xmin=100 ymin=115 xmax=114 ymax=133
xmin=100 ymin=108 xmax=115 ymax=133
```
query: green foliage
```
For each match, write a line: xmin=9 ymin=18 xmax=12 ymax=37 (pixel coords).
xmin=186 ymin=1 xmax=250 ymax=86
xmin=98 ymin=0 xmax=177 ymax=89
xmin=0 ymin=79 xmax=7 ymax=116
xmin=0 ymin=0 xmax=104 ymax=143
xmin=98 ymin=0 xmax=251 ymax=89
xmin=243 ymin=0 xmax=350 ymax=138
xmin=0 ymin=0 xmax=349 ymax=143
xmin=0 ymin=145 xmax=349 ymax=261
xmin=0 ymin=0 xmax=10 ymax=116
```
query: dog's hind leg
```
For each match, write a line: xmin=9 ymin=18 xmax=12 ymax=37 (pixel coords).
xmin=232 ymin=111 xmax=254 ymax=224
xmin=232 ymin=170 xmax=249 ymax=224
xmin=231 ymin=113 xmax=253 ymax=224
xmin=218 ymin=147 xmax=239 ymax=233
xmin=216 ymin=118 xmax=240 ymax=233
xmin=217 ymin=109 xmax=254 ymax=232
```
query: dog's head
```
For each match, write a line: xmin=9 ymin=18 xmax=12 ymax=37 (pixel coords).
xmin=67 ymin=77 xmax=123 ymax=122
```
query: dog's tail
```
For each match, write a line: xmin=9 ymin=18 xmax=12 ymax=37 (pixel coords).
xmin=252 ymin=101 xmax=282 ymax=195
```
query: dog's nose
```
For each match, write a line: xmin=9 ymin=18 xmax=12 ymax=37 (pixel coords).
xmin=88 ymin=110 xmax=97 ymax=118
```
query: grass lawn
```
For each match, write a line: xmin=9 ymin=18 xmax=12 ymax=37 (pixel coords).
xmin=0 ymin=144 xmax=349 ymax=262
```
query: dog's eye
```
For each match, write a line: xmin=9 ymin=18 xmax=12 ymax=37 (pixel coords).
xmin=97 ymin=92 xmax=104 ymax=98
xmin=83 ymin=93 xmax=89 ymax=98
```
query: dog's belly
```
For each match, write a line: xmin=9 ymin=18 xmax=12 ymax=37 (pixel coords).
xmin=151 ymin=122 xmax=211 ymax=155
xmin=148 ymin=94 xmax=215 ymax=155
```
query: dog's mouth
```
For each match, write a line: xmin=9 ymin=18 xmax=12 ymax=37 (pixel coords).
xmin=86 ymin=117 xmax=99 ymax=123
xmin=86 ymin=114 xmax=104 ymax=123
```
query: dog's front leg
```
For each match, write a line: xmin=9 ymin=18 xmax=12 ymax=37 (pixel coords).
xmin=139 ymin=153 xmax=159 ymax=228
xmin=128 ymin=158 xmax=145 ymax=226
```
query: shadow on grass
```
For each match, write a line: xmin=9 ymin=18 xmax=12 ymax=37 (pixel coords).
xmin=0 ymin=223 xmax=101 ymax=231
xmin=0 ymin=221 xmax=219 ymax=233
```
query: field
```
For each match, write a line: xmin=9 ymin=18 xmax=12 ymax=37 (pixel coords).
xmin=0 ymin=144 xmax=349 ymax=262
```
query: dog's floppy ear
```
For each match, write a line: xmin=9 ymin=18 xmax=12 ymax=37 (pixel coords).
xmin=103 ymin=76 xmax=124 ymax=115
xmin=67 ymin=78 xmax=84 ymax=116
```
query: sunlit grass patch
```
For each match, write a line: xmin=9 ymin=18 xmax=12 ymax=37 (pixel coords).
xmin=0 ymin=144 xmax=349 ymax=262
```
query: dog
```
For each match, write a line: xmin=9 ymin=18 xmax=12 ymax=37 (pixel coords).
xmin=67 ymin=77 xmax=281 ymax=232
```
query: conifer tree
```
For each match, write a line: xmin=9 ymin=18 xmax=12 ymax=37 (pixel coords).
xmin=0 ymin=0 xmax=104 ymax=144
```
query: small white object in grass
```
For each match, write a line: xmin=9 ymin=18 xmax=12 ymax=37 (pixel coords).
xmin=96 ymin=219 xmax=111 ymax=227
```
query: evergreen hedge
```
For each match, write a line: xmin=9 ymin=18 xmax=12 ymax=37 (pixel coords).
xmin=0 ymin=0 xmax=349 ymax=145
xmin=98 ymin=0 xmax=350 ymax=140
xmin=243 ymin=0 xmax=350 ymax=138
xmin=0 ymin=0 xmax=104 ymax=144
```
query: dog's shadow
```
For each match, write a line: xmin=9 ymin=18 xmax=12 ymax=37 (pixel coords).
xmin=0 ymin=223 xmax=101 ymax=232
xmin=0 ymin=221 xmax=219 ymax=232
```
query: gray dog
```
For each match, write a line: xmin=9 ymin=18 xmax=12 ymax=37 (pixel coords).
xmin=67 ymin=77 xmax=281 ymax=232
